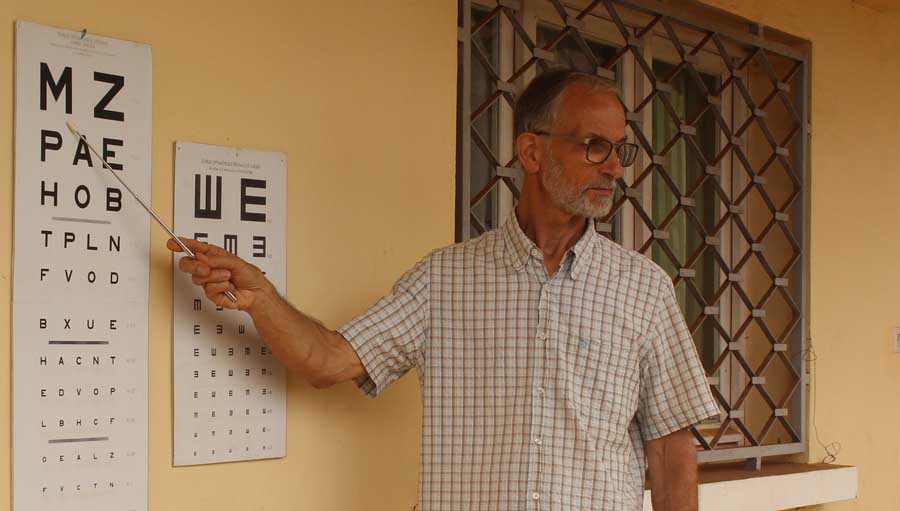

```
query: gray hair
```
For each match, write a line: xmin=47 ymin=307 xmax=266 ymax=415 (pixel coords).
xmin=513 ymin=69 xmax=621 ymax=139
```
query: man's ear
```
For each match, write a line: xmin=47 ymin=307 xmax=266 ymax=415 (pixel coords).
xmin=516 ymin=132 xmax=543 ymax=176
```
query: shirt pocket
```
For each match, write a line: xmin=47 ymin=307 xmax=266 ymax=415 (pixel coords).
xmin=566 ymin=318 xmax=640 ymax=447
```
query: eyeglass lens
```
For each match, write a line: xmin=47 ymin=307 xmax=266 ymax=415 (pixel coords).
xmin=587 ymin=139 xmax=638 ymax=166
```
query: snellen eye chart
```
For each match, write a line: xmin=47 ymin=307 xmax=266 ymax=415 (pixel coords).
xmin=172 ymin=141 xmax=287 ymax=466
xmin=12 ymin=21 xmax=152 ymax=511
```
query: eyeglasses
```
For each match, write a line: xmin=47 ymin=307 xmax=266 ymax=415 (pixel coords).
xmin=532 ymin=131 xmax=639 ymax=167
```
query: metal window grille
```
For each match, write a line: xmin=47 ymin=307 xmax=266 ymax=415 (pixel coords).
xmin=456 ymin=0 xmax=810 ymax=466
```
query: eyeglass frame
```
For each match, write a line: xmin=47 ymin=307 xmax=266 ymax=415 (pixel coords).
xmin=531 ymin=131 xmax=639 ymax=167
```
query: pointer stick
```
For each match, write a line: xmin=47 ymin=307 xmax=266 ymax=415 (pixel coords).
xmin=65 ymin=120 xmax=239 ymax=303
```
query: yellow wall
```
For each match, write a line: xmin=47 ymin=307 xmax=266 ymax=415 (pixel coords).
xmin=0 ymin=1 xmax=455 ymax=510
xmin=2 ymin=1 xmax=899 ymax=511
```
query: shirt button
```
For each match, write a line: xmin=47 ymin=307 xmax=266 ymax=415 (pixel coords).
xmin=533 ymin=437 xmax=542 ymax=446
xmin=531 ymin=492 xmax=540 ymax=500
xmin=538 ymin=331 xmax=547 ymax=340
xmin=536 ymin=387 xmax=545 ymax=396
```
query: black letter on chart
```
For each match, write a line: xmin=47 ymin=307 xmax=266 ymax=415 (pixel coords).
xmin=106 ymin=188 xmax=122 ymax=212
xmin=223 ymin=234 xmax=238 ymax=255
xmin=41 ymin=181 xmax=58 ymax=206
xmin=40 ymin=130 xmax=62 ymax=162
xmin=102 ymin=139 xmax=124 ymax=170
xmin=240 ymin=179 xmax=267 ymax=222
xmin=194 ymin=175 xmax=222 ymax=219
xmin=40 ymin=63 xmax=72 ymax=114
xmin=73 ymin=137 xmax=94 ymax=167
xmin=251 ymin=236 xmax=267 ymax=258
xmin=93 ymin=72 xmax=125 ymax=122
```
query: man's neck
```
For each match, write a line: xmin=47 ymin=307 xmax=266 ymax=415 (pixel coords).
xmin=514 ymin=199 xmax=588 ymax=277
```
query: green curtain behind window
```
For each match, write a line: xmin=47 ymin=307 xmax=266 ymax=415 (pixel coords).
xmin=651 ymin=61 xmax=719 ymax=368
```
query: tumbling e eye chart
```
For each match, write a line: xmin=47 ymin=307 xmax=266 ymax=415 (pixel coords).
xmin=12 ymin=21 xmax=151 ymax=511
xmin=172 ymin=141 xmax=287 ymax=466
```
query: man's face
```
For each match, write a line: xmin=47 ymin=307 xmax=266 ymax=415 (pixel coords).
xmin=539 ymin=83 xmax=627 ymax=218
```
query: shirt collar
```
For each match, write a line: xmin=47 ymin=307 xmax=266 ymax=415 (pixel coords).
xmin=502 ymin=212 xmax=598 ymax=279
xmin=568 ymin=219 xmax=597 ymax=281
xmin=502 ymin=213 xmax=540 ymax=272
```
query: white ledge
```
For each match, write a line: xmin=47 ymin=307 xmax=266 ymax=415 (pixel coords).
xmin=643 ymin=463 xmax=858 ymax=511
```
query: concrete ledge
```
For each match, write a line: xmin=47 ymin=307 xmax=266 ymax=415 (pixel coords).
xmin=642 ymin=463 xmax=858 ymax=510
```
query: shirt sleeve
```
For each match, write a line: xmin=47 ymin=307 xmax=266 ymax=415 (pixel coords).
xmin=337 ymin=257 xmax=429 ymax=398
xmin=636 ymin=276 xmax=720 ymax=440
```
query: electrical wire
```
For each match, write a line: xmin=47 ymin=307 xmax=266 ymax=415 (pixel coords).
xmin=804 ymin=342 xmax=841 ymax=464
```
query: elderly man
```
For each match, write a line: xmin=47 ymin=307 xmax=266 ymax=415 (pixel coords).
xmin=170 ymin=69 xmax=719 ymax=511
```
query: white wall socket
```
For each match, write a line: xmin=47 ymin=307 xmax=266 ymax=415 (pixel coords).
xmin=894 ymin=327 xmax=900 ymax=353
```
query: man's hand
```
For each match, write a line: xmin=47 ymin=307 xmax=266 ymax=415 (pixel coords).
xmin=167 ymin=237 xmax=275 ymax=312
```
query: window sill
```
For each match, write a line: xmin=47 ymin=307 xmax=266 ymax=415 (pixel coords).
xmin=642 ymin=462 xmax=858 ymax=510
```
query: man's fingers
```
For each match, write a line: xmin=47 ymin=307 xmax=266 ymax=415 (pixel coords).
xmin=204 ymin=282 xmax=239 ymax=309
xmin=168 ymin=238 xmax=243 ymax=309
xmin=206 ymin=268 xmax=232 ymax=283
xmin=170 ymin=240 xmax=252 ymax=298
xmin=166 ymin=237 xmax=209 ymax=254
xmin=191 ymin=269 xmax=231 ymax=286
xmin=204 ymin=281 xmax=233 ymax=296
xmin=201 ymin=253 xmax=248 ymax=272
xmin=192 ymin=269 xmax=232 ymax=286
xmin=171 ymin=239 xmax=240 ymax=268
xmin=178 ymin=256 xmax=210 ymax=277
xmin=166 ymin=238 xmax=183 ymax=252
xmin=203 ymin=244 xmax=225 ymax=257
xmin=167 ymin=237 xmax=236 ymax=263
xmin=207 ymin=291 xmax=238 ymax=309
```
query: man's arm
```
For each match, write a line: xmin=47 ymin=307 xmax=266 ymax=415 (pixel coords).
xmin=646 ymin=427 xmax=699 ymax=511
xmin=168 ymin=238 xmax=366 ymax=389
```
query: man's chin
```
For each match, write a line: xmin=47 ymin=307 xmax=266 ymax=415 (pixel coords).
xmin=572 ymin=191 xmax=613 ymax=217
xmin=565 ymin=203 xmax=612 ymax=219
xmin=584 ymin=199 xmax=613 ymax=218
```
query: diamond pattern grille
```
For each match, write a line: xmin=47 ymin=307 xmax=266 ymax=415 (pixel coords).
xmin=458 ymin=0 xmax=809 ymax=463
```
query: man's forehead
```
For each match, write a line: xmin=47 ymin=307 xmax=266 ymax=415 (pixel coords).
xmin=556 ymin=84 xmax=626 ymax=138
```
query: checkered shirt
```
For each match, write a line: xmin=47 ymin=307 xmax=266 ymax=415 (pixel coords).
xmin=338 ymin=214 xmax=719 ymax=511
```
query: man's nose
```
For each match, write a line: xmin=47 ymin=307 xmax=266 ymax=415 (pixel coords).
xmin=601 ymin=152 xmax=625 ymax=180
